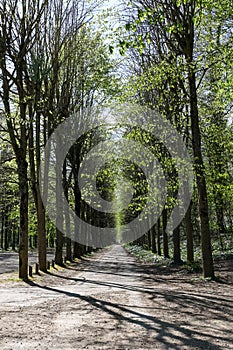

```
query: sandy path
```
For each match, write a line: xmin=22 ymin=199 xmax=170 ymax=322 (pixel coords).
xmin=0 ymin=245 xmax=232 ymax=349
xmin=0 ymin=250 xmax=56 ymax=274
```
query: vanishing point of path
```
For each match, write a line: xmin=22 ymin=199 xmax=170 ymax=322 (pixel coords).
xmin=0 ymin=244 xmax=232 ymax=349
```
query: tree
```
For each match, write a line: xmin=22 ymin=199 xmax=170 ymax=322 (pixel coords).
xmin=0 ymin=0 xmax=115 ymax=275
xmin=197 ymin=12 xmax=233 ymax=244
xmin=0 ymin=143 xmax=19 ymax=251
xmin=116 ymin=0 xmax=219 ymax=278
xmin=0 ymin=0 xmax=48 ymax=278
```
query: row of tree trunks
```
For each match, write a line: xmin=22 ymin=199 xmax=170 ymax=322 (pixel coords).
xmin=134 ymin=206 xmax=195 ymax=265
xmin=124 ymin=0 xmax=215 ymax=278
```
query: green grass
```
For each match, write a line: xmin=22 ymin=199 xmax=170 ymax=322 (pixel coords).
xmin=123 ymin=243 xmax=172 ymax=265
xmin=123 ymin=232 xmax=233 ymax=273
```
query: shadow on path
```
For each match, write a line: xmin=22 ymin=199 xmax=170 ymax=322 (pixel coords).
xmin=24 ymin=246 xmax=233 ymax=350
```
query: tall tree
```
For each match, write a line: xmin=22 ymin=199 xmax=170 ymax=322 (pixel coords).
xmin=117 ymin=0 xmax=224 ymax=278
xmin=0 ymin=0 xmax=48 ymax=278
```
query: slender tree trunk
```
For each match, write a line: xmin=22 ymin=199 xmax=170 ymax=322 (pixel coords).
xmin=185 ymin=203 xmax=194 ymax=263
xmin=72 ymin=146 xmax=85 ymax=259
xmin=66 ymin=237 xmax=72 ymax=262
xmin=18 ymin=158 xmax=29 ymax=279
xmin=173 ymin=225 xmax=182 ymax=263
xmin=162 ymin=209 xmax=169 ymax=258
xmin=157 ymin=217 xmax=161 ymax=256
xmin=215 ymin=197 xmax=225 ymax=251
xmin=1 ymin=213 xmax=4 ymax=249
xmin=12 ymin=228 xmax=16 ymax=251
xmin=55 ymin=227 xmax=63 ymax=265
xmin=55 ymin=139 xmax=64 ymax=266
xmin=73 ymin=174 xmax=83 ymax=259
xmin=147 ymin=230 xmax=151 ymax=250
xmin=188 ymin=69 xmax=214 ymax=278
xmin=151 ymin=225 xmax=157 ymax=254
xmin=37 ymin=195 xmax=47 ymax=271
xmin=36 ymin=112 xmax=47 ymax=272
xmin=4 ymin=207 xmax=8 ymax=251
xmin=28 ymin=108 xmax=47 ymax=272
xmin=63 ymin=160 xmax=72 ymax=261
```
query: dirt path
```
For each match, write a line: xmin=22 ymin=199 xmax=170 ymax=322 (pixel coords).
xmin=0 ymin=245 xmax=232 ymax=350
xmin=0 ymin=250 xmax=55 ymax=274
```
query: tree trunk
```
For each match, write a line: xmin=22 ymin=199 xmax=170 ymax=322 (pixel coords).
xmin=157 ymin=217 xmax=161 ymax=256
xmin=66 ymin=237 xmax=72 ymax=262
xmin=162 ymin=209 xmax=169 ymax=258
xmin=55 ymin=140 xmax=64 ymax=266
xmin=18 ymin=159 xmax=29 ymax=279
xmin=151 ymin=225 xmax=157 ymax=254
xmin=12 ymin=228 xmax=16 ymax=251
xmin=188 ymin=69 xmax=214 ymax=278
xmin=37 ymin=195 xmax=47 ymax=271
xmin=73 ymin=163 xmax=84 ymax=259
xmin=215 ymin=197 xmax=225 ymax=251
xmin=173 ymin=225 xmax=182 ymax=263
xmin=0 ymin=212 xmax=4 ymax=249
xmin=1 ymin=56 xmax=29 ymax=278
xmin=55 ymin=227 xmax=64 ymax=265
xmin=4 ymin=207 xmax=8 ymax=251
xmin=36 ymin=105 xmax=47 ymax=271
xmin=28 ymin=110 xmax=47 ymax=272
xmin=185 ymin=203 xmax=194 ymax=263
xmin=147 ymin=230 xmax=151 ymax=250
xmin=63 ymin=160 xmax=72 ymax=262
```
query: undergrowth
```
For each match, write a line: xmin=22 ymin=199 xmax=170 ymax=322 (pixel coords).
xmin=123 ymin=243 xmax=171 ymax=266
xmin=123 ymin=233 xmax=233 ymax=273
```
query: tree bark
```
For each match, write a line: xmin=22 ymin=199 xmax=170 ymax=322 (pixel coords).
xmin=37 ymin=195 xmax=47 ymax=271
xmin=162 ymin=209 xmax=169 ymax=258
xmin=147 ymin=230 xmax=151 ymax=250
xmin=55 ymin=138 xmax=64 ymax=266
xmin=17 ymin=158 xmax=29 ymax=279
xmin=28 ymin=110 xmax=47 ymax=272
xmin=188 ymin=68 xmax=214 ymax=278
xmin=151 ymin=225 xmax=157 ymax=254
xmin=173 ymin=225 xmax=182 ymax=263
xmin=185 ymin=203 xmax=194 ymax=263
xmin=157 ymin=217 xmax=161 ymax=256
xmin=63 ymin=160 xmax=72 ymax=261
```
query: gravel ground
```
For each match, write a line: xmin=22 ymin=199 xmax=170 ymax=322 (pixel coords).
xmin=0 ymin=250 xmax=55 ymax=274
xmin=0 ymin=245 xmax=232 ymax=350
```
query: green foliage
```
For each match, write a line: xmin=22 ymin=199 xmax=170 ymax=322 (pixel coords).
xmin=124 ymin=243 xmax=171 ymax=264
xmin=181 ymin=262 xmax=202 ymax=273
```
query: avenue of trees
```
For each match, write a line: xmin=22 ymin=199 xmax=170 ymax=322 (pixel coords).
xmin=0 ymin=0 xmax=232 ymax=279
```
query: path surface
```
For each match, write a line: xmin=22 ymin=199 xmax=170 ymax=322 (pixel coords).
xmin=0 ymin=250 xmax=55 ymax=274
xmin=0 ymin=245 xmax=232 ymax=349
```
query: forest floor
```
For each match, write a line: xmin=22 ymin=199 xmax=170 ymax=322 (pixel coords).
xmin=0 ymin=244 xmax=232 ymax=350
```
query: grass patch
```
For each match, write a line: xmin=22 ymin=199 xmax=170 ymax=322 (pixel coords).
xmin=181 ymin=261 xmax=202 ymax=273
xmin=123 ymin=243 xmax=171 ymax=266
xmin=4 ymin=277 xmax=22 ymax=283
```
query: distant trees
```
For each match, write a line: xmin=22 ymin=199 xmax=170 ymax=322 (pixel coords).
xmin=0 ymin=144 xmax=19 ymax=251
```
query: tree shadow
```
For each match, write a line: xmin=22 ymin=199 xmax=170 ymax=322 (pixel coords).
xmin=23 ymin=246 xmax=233 ymax=349
xmin=25 ymin=273 xmax=232 ymax=350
